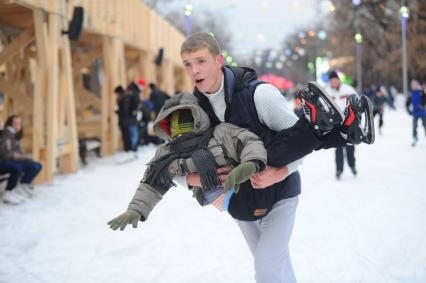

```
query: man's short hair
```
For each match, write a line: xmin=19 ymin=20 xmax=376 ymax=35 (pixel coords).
xmin=180 ymin=32 xmax=221 ymax=56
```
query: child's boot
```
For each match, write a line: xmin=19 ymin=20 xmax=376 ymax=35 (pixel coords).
xmin=297 ymin=82 xmax=344 ymax=136
xmin=340 ymin=94 xmax=375 ymax=145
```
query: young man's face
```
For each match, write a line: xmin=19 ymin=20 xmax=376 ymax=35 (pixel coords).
xmin=181 ymin=48 xmax=224 ymax=94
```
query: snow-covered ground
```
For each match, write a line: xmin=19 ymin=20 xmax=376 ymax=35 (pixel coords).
xmin=1 ymin=101 xmax=425 ymax=283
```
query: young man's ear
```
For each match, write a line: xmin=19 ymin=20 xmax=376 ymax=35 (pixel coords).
xmin=216 ymin=54 xmax=224 ymax=67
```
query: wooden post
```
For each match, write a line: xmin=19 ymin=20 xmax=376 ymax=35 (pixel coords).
xmin=138 ymin=51 xmax=155 ymax=98
xmin=163 ymin=59 xmax=175 ymax=95
xmin=101 ymin=36 xmax=125 ymax=155
xmin=58 ymin=3 xmax=79 ymax=173
xmin=44 ymin=8 xmax=61 ymax=182
xmin=33 ymin=8 xmax=49 ymax=183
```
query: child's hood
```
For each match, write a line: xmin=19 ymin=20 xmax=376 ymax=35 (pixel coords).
xmin=153 ymin=92 xmax=211 ymax=141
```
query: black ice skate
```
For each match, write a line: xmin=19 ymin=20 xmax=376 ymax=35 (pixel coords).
xmin=340 ymin=94 xmax=375 ymax=145
xmin=297 ymin=81 xmax=344 ymax=136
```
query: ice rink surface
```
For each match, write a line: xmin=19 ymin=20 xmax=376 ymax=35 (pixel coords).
xmin=1 ymin=100 xmax=425 ymax=283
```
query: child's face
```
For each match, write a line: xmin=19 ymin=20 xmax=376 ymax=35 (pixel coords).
xmin=170 ymin=110 xmax=194 ymax=139
xmin=181 ymin=48 xmax=224 ymax=94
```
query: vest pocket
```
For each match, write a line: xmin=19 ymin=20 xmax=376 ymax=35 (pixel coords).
xmin=228 ymin=181 xmax=276 ymax=221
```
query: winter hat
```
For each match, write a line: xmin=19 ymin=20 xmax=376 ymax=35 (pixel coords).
xmin=328 ymin=70 xmax=340 ymax=80
xmin=137 ymin=78 xmax=146 ymax=87
xmin=170 ymin=109 xmax=194 ymax=138
xmin=127 ymin=82 xmax=140 ymax=93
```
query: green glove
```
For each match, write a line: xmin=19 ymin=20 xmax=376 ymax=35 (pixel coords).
xmin=107 ymin=210 xmax=141 ymax=231
xmin=224 ymin=162 xmax=257 ymax=194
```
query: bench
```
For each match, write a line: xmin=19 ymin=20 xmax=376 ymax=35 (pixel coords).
xmin=79 ymin=138 xmax=101 ymax=165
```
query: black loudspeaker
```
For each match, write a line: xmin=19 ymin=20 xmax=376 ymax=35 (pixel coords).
xmin=154 ymin=48 xmax=164 ymax=65
xmin=62 ymin=6 xmax=84 ymax=41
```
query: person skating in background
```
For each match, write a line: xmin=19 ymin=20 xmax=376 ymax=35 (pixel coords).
xmin=0 ymin=115 xmax=42 ymax=204
xmin=372 ymin=86 xmax=387 ymax=135
xmin=405 ymin=79 xmax=426 ymax=147
xmin=326 ymin=70 xmax=364 ymax=180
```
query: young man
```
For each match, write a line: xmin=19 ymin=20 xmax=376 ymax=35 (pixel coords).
xmin=179 ymin=33 xmax=373 ymax=283
xmin=108 ymin=33 xmax=374 ymax=283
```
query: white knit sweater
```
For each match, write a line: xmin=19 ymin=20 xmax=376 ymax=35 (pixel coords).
xmin=203 ymin=77 xmax=303 ymax=174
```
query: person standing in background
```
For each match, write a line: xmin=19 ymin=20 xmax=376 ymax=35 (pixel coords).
xmin=372 ymin=87 xmax=387 ymax=135
xmin=326 ymin=70 xmax=359 ymax=179
xmin=126 ymin=81 xmax=144 ymax=158
xmin=148 ymin=82 xmax=169 ymax=120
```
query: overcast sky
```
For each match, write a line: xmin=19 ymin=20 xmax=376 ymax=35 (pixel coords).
xmin=158 ymin=0 xmax=321 ymax=54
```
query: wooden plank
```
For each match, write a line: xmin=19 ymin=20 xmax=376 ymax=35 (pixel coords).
xmin=57 ymin=48 xmax=66 ymax=137
xmin=0 ymin=27 xmax=34 ymax=66
xmin=73 ymin=46 xmax=101 ymax=72
xmin=0 ymin=78 xmax=32 ymax=107
xmin=75 ymin=85 xmax=101 ymax=109
xmin=139 ymin=50 xmax=155 ymax=97
xmin=101 ymin=36 xmax=113 ymax=155
xmin=32 ymin=8 xmax=49 ymax=183
xmin=101 ymin=35 xmax=124 ymax=155
xmin=164 ymin=60 xmax=174 ymax=95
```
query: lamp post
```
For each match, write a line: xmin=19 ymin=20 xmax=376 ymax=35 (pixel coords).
xmin=353 ymin=0 xmax=362 ymax=94
xmin=354 ymin=33 xmax=363 ymax=94
xmin=400 ymin=5 xmax=409 ymax=97
xmin=184 ymin=4 xmax=193 ymax=36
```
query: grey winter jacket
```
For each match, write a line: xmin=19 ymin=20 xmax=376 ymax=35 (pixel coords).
xmin=128 ymin=93 xmax=267 ymax=221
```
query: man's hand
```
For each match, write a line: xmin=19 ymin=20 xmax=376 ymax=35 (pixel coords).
xmin=186 ymin=166 xmax=232 ymax=187
xmin=107 ymin=210 xmax=141 ymax=231
xmin=250 ymin=166 xmax=288 ymax=189
xmin=224 ymin=162 xmax=257 ymax=193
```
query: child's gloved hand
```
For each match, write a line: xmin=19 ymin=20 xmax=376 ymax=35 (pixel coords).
xmin=107 ymin=210 xmax=141 ymax=231
xmin=224 ymin=162 xmax=257 ymax=193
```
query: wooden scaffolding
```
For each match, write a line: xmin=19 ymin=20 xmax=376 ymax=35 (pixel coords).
xmin=0 ymin=0 xmax=193 ymax=183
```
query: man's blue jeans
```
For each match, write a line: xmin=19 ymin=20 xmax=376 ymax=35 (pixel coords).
xmin=129 ymin=125 xmax=139 ymax=151
xmin=0 ymin=160 xmax=42 ymax=191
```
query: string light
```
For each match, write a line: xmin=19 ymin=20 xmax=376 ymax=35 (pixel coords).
xmin=400 ymin=6 xmax=409 ymax=18
xmin=354 ymin=33 xmax=363 ymax=43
